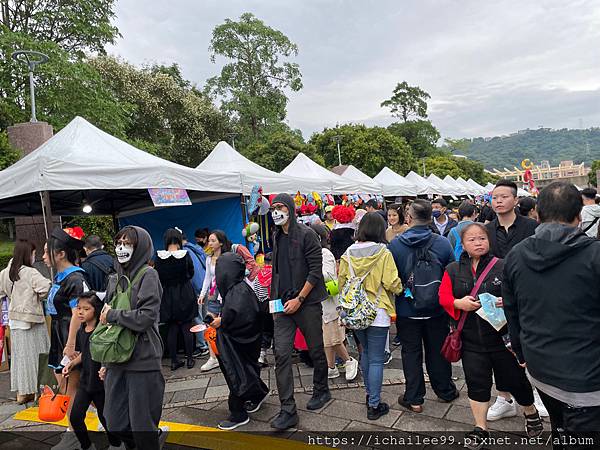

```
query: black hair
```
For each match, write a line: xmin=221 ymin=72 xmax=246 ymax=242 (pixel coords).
xmin=210 ymin=230 xmax=232 ymax=253
xmin=114 ymin=227 xmax=138 ymax=248
xmin=458 ymin=201 xmax=477 ymax=220
xmin=494 ymin=179 xmax=518 ymax=197
xmin=10 ymin=239 xmax=35 ymax=282
xmin=163 ymin=228 xmax=183 ymax=249
xmin=409 ymin=199 xmax=432 ymax=224
xmin=84 ymin=235 xmax=103 ymax=251
xmin=355 ymin=212 xmax=387 ymax=244
xmin=459 ymin=222 xmax=491 ymax=242
xmin=310 ymin=223 xmax=330 ymax=249
xmin=195 ymin=228 xmax=210 ymax=239
xmin=582 ymin=187 xmax=597 ymax=200
xmin=517 ymin=197 xmax=537 ymax=217
xmin=48 ymin=236 xmax=79 ymax=268
xmin=387 ymin=204 xmax=405 ymax=225
xmin=431 ymin=197 xmax=448 ymax=208
xmin=537 ymin=182 xmax=583 ymax=224
xmin=77 ymin=291 xmax=104 ymax=322
xmin=365 ymin=199 xmax=379 ymax=209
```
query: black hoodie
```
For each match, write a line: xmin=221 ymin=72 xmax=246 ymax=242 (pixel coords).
xmin=503 ymin=223 xmax=600 ymax=392
xmin=105 ymin=226 xmax=164 ymax=371
xmin=216 ymin=253 xmax=260 ymax=344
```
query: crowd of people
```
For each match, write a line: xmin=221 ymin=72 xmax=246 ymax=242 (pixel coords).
xmin=0 ymin=179 xmax=599 ymax=449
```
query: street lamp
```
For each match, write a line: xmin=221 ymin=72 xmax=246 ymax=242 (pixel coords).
xmin=11 ymin=50 xmax=49 ymax=122
xmin=227 ymin=132 xmax=238 ymax=150
xmin=332 ymin=135 xmax=342 ymax=166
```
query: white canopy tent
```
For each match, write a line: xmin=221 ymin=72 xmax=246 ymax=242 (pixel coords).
xmin=427 ymin=174 xmax=462 ymax=196
xmin=467 ymin=178 xmax=488 ymax=195
xmin=484 ymin=183 xmax=495 ymax=192
xmin=483 ymin=181 xmax=531 ymax=197
xmin=456 ymin=177 xmax=479 ymax=195
xmin=0 ymin=116 xmax=243 ymax=217
xmin=281 ymin=153 xmax=375 ymax=194
xmin=443 ymin=175 xmax=470 ymax=196
xmin=404 ymin=171 xmax=443 ymax=195
xmin=335 ymin=165 xmax=383 ymax=194
xmin=196 ymin=141 xmax=332 ymax=195
xmin=373 ymin=167 xmax=418 ymax=197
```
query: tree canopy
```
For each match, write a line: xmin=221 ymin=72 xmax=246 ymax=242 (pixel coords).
xmin=380 ymin=81 xmax=430 ymax=122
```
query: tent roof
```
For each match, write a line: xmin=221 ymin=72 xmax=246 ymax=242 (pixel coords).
xmin=335 ymin=165 xmax=383 ymax=193
xmin=443 ymin=175 xmax=470 ymax=196
xmin=466 ymin=178 xmax=487 ymax=195
xmin=281 ymin=153 xmax=376 ymax=194
xmin=373 ymin=167 xmax=417 ymax=197
xmin=0 ymin=117 xmax=242 ymax=217
xmin=404 ymin=171 xmax=442 ymax=195
xmin=427 ymin=174 xmax=462 ymax=196
xmin=196 ymin=141 xmax=326 ymax=195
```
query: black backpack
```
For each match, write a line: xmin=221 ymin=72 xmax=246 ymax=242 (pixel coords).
xmin=84 ymin=257 xmax=116 ymax=292
xmin=403 ymin=236 xmax=444 ymax=312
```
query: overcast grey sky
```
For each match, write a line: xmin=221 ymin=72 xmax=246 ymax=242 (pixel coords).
xmin=108 ymin=0 xmax=600 ymax=140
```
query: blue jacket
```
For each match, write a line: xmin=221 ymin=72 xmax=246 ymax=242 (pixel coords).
xmin=388 ymin=225 xmax=454 ymax=318
xmin=183 ymin=242 xmax=206 ymax=296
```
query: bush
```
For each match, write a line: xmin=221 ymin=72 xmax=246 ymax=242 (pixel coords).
xmin=0 ymin=253 xmax=11 ymax=271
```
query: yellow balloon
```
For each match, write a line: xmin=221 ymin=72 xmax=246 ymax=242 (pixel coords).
xmin=521 ymin=159 xmax=533 ymax=170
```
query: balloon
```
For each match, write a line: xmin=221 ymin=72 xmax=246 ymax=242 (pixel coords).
xmin=257 ymin=196 xmax=270 ymax=215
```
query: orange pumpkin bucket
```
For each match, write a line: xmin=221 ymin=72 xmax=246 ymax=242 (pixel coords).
xmin=38 ymin=379 xmax=70 ymax=422
xmin=204 ymin=326 xmax=219 ymax=356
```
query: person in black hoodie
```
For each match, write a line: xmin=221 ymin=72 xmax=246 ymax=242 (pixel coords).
xmin=211 ymin=252 xmax=269 ymax=430
xmin=270 ymin=193 xmax=330 ymax=430
xmin=504 ymin=182 xmax=600 ymax=448
xmin=81 ymin=235 xmax=115 ymax=292
xmin=440 ymin=223 xmax=542 ymax=448
xmin=100 ymin=226 xmax=167 ymax=450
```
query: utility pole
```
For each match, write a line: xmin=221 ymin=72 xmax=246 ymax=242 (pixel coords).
xmin=332 ymin=135 xmax=342 ymax=166
xmin=227 ymin=132 xmax=238 ymax=150
xmin=11 ymin=50 xmax=49 ymax=122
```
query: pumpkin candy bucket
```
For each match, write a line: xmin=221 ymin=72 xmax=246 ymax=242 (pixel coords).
xmin=204 ymin=326 xmax=218 ymax=356
xmin=38 ymin=379 xmax=70 ymax=422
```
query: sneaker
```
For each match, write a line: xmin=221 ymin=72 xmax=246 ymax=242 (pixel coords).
xmin=306 ymin=391 xmax=332 ymax=410
xmin=201 ymin=356 xmax=219 ymax=372
xmin=246 ymin=391 xmax=270 ymax=413
xmin=193 ymin=347 xmax=209 ymax=358
xmin=158 ymin=425 xmax=169 ymax=449
xmin=218 ymin=416 xmax=250 ymax=430
xmin=270 ymin=411 xmax=299 ymax=430
xmin=327 ymin=366 xmax=340 ymax=379
xmin=258 ymin=349 xmax=267 ymax=366
xmin=487 ymin=396 xmax=517 ymax=421
xmin=336 ymin=362 xmax=346 ymax=373
xmin=464 ymin=426 xmax=489 ymax=450
xmin=384 ymin=351 xmax=393 ymax=365
xmin=533 ymin=389 xmax=549 ymax=418
xmin=51 ymin=432 xmax=80 ymax=450
xmin=367 ymin=402 xmax=389 ymax=420
xmin=524 ymin=410 xmax=544 ymax=438
xmin=345 ymin=357 xmax=359 ymax=381
xmin=392 ymin=335 xmax=402 ymax=346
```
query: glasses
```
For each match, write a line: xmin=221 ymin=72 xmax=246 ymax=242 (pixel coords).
xmin=270 ymin=204 xmax=288 ymax=212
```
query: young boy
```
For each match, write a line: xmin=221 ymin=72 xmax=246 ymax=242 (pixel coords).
xmin=253 ymin=252 xmax=273 ymax=366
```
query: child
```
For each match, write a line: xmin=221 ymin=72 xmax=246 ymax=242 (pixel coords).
xmin=63 ymin=292 xmax=122 ymax=450
xmin=212 ymin=253 xmax=269 ymax=430
xmin=252 ymin=252 xmax=274 ymax=366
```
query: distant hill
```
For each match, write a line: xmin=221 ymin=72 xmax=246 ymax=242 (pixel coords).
xmin=455 ymin=128 xmax=600 ymax=170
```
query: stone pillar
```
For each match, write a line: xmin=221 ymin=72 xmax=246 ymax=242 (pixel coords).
xmin=7 ymin=122 xmax=59 ymax=259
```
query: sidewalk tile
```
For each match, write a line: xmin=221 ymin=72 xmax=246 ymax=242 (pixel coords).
xmin=164 ymin=377 xmax=209 ymax=393
xmin=205 ymin=385 xmax=230 ymax=399
xmin=391 ymin=398 xmax=451 ymax=419
xmin=208 ymin=373 xmax=227 ymax=387
xmin=393 ymin=413 xmax=471 ymax=433
xmin=321 ymin=399 xmax=402 ymax=428
xmin=171 ymin=388 xmax=207 ymax=403
xmin=296 ymin=409 xmax=350 ymax=432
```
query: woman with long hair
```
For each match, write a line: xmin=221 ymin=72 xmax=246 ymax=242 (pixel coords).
xmin=198 ymin=230 xmax=232 ymax=371
xmin=0 ymin=239 xmax=51 ymax=404
xmin=385 ymin=204 xmax=408 ymax=242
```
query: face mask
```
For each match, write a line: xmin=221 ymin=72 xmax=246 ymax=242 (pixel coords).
xmin=115 ymin=244 xmax=134 ymax=264
xmin=432 ymin=210 xmax=443 ymax=219
xmin=271 ymin=210 xmax=289 ymax=226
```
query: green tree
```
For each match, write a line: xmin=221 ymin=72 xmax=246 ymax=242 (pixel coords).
xmin=0 ymin=130 xmax=18 ymax=169
xmin=1 ymin=0 xmax=120 ymax=54
xmin=206 ymin=13 xmax=302 ymax=139
xmin=387 ymin=120 xmax=440 ymax=159
xmin=589 ymin=160 xmax=600 ymax=186
xmin=309 ymin=124 xmax=415 ymax=177
xmin=424 ymin=155 xmax=464 ymax=179
xmin=380 ymin=81 xmax=430 ymax=122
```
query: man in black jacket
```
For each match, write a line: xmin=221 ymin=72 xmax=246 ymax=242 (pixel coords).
xmin=81 ymin=235 xmax=115 ymax=292
xmin=503 ymin=182 xmax=600 ymax=445
xmin=269 ymin=193 xmax=330 ymax=430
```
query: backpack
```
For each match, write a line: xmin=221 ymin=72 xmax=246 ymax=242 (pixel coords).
xmin=84 ymin=257 xmax=116 ymax=292
xmin=89 ymin=266 xmax=149 ymax=364
xmin=450 ymin=227 xmax=463 ymax=261
xmin=338 ymin=251 xmax=381 ymax=330
xmin=403 ymin=236 xmax=444 ymax=312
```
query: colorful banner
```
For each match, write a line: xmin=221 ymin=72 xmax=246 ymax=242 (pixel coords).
xmin=147 ymin=188 xmax=192 ymax=207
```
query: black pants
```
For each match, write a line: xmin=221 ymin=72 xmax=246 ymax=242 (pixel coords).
xmin=397 ymin=315 xmax=458 ymax=405
xmin=104 ymin=369 xmax=165 ymax=450
xmin=259 ymin=303 xmax=274 ymax=350
xmin=538 ymin=389 xmax=600 ymax=450
xmin=462 ymin=349 xmax=534 ymax=404
xmin=167 ymin=321 xmax=194 ymax=363
xmin=273 ymin=302 xmax=329 ymax=415
xmin=70 ymin=388 xmax=121 ymax=449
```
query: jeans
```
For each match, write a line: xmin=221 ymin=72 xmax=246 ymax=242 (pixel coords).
xmin=397 ymin=315 xmax=458 ymax=405
xmin=354 ymin=326 xmax=389 ymax=408
xmin=194 ymin=304 xmax=208 ymax=349
xmin=537 ymin=389 xmax=600 ymax=450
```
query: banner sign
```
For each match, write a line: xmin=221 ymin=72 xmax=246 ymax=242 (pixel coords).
xmin=148 ymin=188 xmax=192 ymax=207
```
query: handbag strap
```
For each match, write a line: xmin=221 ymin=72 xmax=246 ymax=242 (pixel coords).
xmin=456 ymin=257 xmax=499 ymax=332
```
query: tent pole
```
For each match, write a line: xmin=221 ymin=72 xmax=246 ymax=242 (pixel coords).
xmin=39 ymin=191 xmax=52 ymax=239
xmin=240 ymin=194 xmax=248 ymax=226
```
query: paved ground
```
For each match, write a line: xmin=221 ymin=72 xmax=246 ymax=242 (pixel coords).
xmin=0 ymin=338 xmax=553 ymax=449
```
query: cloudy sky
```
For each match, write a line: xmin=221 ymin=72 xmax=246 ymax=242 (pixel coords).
xmin=108 ymin=0 xmax=600 ymax=140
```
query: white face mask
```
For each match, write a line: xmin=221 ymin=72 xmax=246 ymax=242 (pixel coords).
xmin=271 ymin=210 xmax=289 ymax=226
xmin=115 ymin=244 xmax=134 ymax=264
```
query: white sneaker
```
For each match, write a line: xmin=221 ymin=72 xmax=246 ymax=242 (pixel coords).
xmin=487 ymin=396 xmax=518 ymax=421
xmin=345 ymin=357 xmax=359 ymax=381
xmin=51 ymin=431 xmax=80 ymax=450
xmin=533 ymin=389 xmax=549 ymax=418
xmin=327 ymin=367 xmax=340 ymax=379
xmin=201 ymin=356 xmax=219 ymax=372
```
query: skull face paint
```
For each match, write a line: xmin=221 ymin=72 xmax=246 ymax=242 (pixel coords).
xmin=115 ymin=244 xmax=134 ymax=264
xmin=271 ymin=210 xmax=289 ymax=226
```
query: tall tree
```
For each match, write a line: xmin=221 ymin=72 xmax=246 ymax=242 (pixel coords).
xmin=0 ymin=130 xmax=18 ymax=169
xmin=380 ymin=81 xmax=430 ymax=122
xmin=589 ymin=160 xmax=600 ymax=187
xmin=1 ymin=0 xmax=119 ymax=54
xmin=206 ymin=13 xmax=302 ymax=139
xmin=387 ymin=119 xmax=440 ymax=159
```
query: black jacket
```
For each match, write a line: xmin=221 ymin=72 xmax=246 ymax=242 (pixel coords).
xmin=503 ymin=223 xmax=600 ymax=393
xmin=486 ymin=214 xmax=538 ymax=258
xmin=270 ymin=194 xmax=328 ymax=306
xmin=155 ymin=252 xmax=196 ymax=323
xmin=444 ymin=253 xmax=506 ymax=352
xmin=430 ymin=217 xmax=458 ymax=237
xmin=81 ymin=250 xmax=115 ymax=292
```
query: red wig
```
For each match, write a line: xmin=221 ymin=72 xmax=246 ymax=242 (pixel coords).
xmin=331 ymin=205 xmax=355 ymax=224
